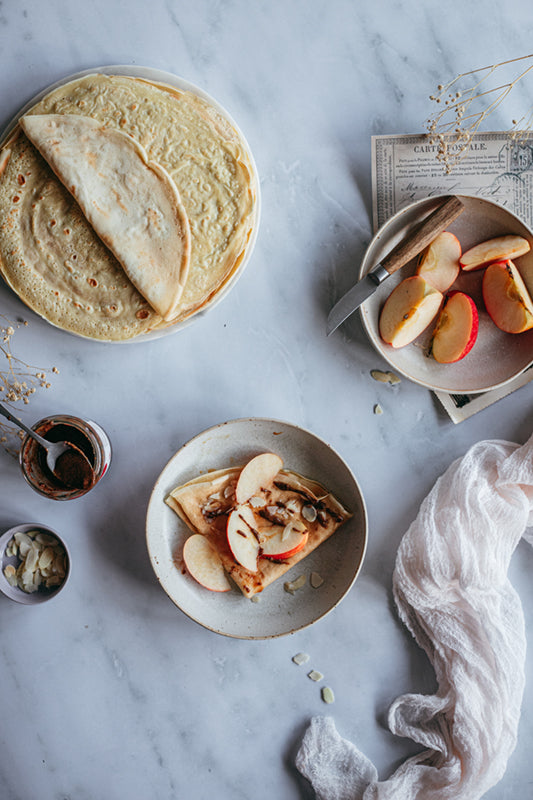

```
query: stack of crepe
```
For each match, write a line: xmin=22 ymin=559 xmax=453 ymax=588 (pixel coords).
xmin=0 ymin=73 xmax=257 ymax=340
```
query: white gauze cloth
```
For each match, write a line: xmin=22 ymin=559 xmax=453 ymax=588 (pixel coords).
xmin=296 ymin=433 xmax=533 ymax=800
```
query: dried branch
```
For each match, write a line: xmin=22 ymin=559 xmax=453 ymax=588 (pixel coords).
xmin=0 ymin=316 xmax=59 ymax=455
xmin=426 ymin=54 xmax=533 ymax=172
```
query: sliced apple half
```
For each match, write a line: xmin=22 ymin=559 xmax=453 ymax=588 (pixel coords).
xmin=235 ymin=452 xmax=283 ymax=505
xmin=379 ymin=276 xmax=443 ymax=348
xmin=430 ymin=291 xmax=479 ymax=363
xmin=261 ymin=520 xmax=309 ymax=560
xmin=416 ymin=231 xmax=461 ymax=292
xmin=227 ymin=504 xmax=260 ymax=572
xmin=183 ymin=534 xmax=232 ymax=592
xmin=482 ymin=260 xmax=533 ymax=333
xmin=460 ymin=235 xmax=531 ymax=272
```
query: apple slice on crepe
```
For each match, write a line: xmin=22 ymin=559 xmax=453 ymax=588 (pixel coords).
xmin=20 ymin=113 xmax=191 ymax=321
xmin=183 ymin=534 xmax=232 ymax=592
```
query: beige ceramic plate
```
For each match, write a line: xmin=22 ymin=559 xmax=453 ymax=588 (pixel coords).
xmin=0 ymin=65 xmax=260 ymax=343
xmin=146 ymin=418 xmax=367 ymax=639
xmin=359 ymin=195 xmax=533 ymax=394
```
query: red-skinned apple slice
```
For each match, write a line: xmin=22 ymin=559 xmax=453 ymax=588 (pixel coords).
xmin=460 ymin=235 xmax=530 ymax=271
xmin=261 ymin=521 xmax=309 ymax=560
xmin=379 ymin=276 xmax=443 ymax=348
xmin=430 ymin=291 xmax=479 ymax=363
xmin=416 ymin=231 xmax=461 ymax=292
xmin=482 ymin=260 xmax=533 ymax=333
xmin=227 ymin=504 xmax=260 ymax=572
xmin=183 ymin=534 xmax=232 ymax=592
xmin=235 ymin=453 xmax=283 ymax=505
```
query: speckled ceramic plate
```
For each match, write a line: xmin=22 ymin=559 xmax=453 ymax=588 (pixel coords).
xmin=359 ymin=194 xmax=533 ymax=394
xmin=0 ymin=65 xmax=260 ymax=343
xmin=146 ymin=418 xmax=367 ymax=639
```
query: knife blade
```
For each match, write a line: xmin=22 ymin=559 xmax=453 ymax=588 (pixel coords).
xmin=326 ymin=195 xmax=465 ymax=336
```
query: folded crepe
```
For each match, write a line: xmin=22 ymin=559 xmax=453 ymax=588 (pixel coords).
xmin=20 ymin=113 xmax=191 ymax=321
xmin=166 ymin=465 xmax=352 ymax=597
xmin=0 ymin=73 xmax=257 ymax=340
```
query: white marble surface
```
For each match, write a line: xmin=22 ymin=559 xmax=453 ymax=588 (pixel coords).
xmin=0 ymin=1 xmax=532 ymax=798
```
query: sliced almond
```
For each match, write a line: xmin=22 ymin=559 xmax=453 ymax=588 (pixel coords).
xmin=321 ymin=687 xmax=335 ymax=704
xmin=310 ymin=572 xmax=324 ymax=588
xmin=301 ymin=504 xmax=317 ymax=523
xmin=284 ymin=574 xmax=307 ymax=594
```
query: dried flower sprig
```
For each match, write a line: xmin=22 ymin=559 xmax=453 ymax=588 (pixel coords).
xmin=426 ymin=54 xmax=533 ymax=173
xmin=0 ymin=315 xmax=59 ymax=455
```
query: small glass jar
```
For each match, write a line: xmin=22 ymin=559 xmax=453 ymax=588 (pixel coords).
xmin=19 ymin=414 xmax=112 ymax=500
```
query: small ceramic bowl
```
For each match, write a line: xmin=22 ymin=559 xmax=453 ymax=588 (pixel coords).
xmin=359 ymin=194 xmax=533 ymax=394
xmin=0 ymin=523 xmax=70 ymax=604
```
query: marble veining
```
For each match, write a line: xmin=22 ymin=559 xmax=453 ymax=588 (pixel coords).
xmin=0 ymin=1 xmax=532 ymax=798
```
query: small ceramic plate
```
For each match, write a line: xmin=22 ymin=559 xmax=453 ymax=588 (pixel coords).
xmin=359 ymin=195 xmax=533 ymax=394
xmin=0 ymin=65 xmax=260 ymax=343
xmin=146 ymin=418 xmax=367 ymax=639
xmin=0 ymin=523 xmax=70 ymax=604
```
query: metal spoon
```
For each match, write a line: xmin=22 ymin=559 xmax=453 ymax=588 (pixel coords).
xmin=0 ymin=402 xmax=94 ymax=488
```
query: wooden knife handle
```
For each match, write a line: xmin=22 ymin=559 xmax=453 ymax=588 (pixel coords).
xmin=380 ymin=195 xmax=464 ymax=276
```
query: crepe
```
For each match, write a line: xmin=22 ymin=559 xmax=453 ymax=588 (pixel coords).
xmin=0 ymin=128 xmax=158 ymax=340
xmin=166 ymin=464 xmax=352 ymax=597
xmin=20 ymin=113 xmax=191 ymax=321
xmin=0 ymin=73 xmax=257 ymax=340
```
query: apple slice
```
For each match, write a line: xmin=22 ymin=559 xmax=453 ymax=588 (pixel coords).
xmin=460 ymin=235 xmax=530 ymax=272
xmin=379 ymin=276 xmax=443 ymax=348
xmin=235 ymin=453 xmax=283 ymax=505
xmin=227 ymin=505 xmax=260 ymax=572
xmin=416 ymin=231 xmax=461 ymax=292
xmin=482 ymin=260 xmax=533 ymax=333
xmin=261 ymin=521 xmax=309 ymax=560
xmin=183 ymin=534 xmax=231 ymax=592
xmin=430 ymin=291 xmax=478 ymax=363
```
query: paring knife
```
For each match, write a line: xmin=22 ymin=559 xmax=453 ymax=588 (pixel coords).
xmin=326 ymin=195 xmax=465 ymax=336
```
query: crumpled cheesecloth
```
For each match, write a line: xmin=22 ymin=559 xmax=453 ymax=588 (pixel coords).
xmin=296 ymin=433 xmax=533 ymax=800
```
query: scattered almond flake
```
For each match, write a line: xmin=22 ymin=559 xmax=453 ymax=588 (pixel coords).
xmin=281 ymin=522 xmax=293 ymax=542
xmin=302 ymin=504 xmax=317 ymax=523
xmin=370 ymin=369 xmax=401 ymax=385
xmin=285 ymin=498 xmax=300 ymax=513
xmin=249 ymin=495 xmax=266 ymax=508
xmin=310 ymin=571 xmax=324 ymax=588
xmin=292 ymin=652 xmax=310 ymax=666
xmin=284 ymin=574 xmax=307 ymax=594
xmin=373 ymin=403 xmax=384 ymax=415
xmin=308 ymin=670 xmax=324 ymax=682
xmin=321 ymin=686 xmax=335 ymax=704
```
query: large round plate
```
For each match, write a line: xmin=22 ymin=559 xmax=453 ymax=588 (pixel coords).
xmin=0 ymin=65 xmax=260 ymax=343
xmin=359 ymin=195 xmax=533 ymax=394
xmin=146 ymin=418 xmax=367 ymax=639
